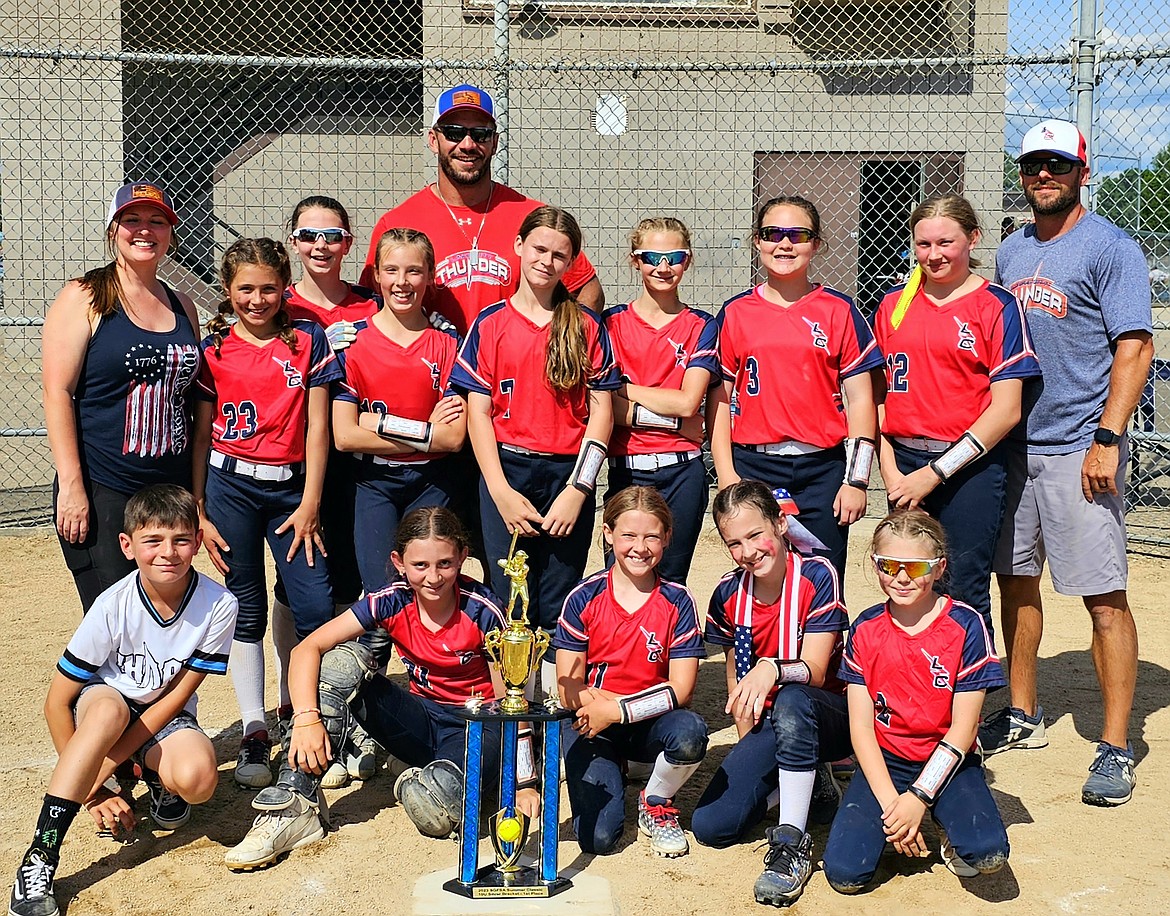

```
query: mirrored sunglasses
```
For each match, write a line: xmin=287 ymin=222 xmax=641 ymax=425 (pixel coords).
xmin=871 ymin=555 xmax=943 ymax=578
xmin=632 ymin=249 xmax=690 ymax=267
xmin=757 ymin=226 xmax=818 ymax=244
xmin=291 ymin=227 xmax=352 ymax=244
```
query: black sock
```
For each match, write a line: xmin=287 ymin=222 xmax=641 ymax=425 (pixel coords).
xmin=29 ymin=795 xmax=81 ymax=862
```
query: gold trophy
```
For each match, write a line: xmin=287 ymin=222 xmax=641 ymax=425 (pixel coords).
xmin=483 ymin=532 xmax=550 ymax=715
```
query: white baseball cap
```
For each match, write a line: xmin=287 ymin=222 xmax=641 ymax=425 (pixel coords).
xmin=1018 ymin=119 xmax=1087 ymax=164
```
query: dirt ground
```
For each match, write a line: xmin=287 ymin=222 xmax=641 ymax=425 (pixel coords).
xmin=1 ymin=517 xmax=1168 ymax=916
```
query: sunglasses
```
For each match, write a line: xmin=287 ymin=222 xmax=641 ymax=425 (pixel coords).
xmin=632 ymin=249 xmax=690 ymax=267
xmin=291 ymin=227 xmax=352 ymax=244
xmin=872 ymin=555 xmax=943 ymax=578
xmin=435 ymin=124 xmax=497 ymax=144
xmin=1019 ymin=158 xmax=1078 ymax=177
xmin=757 ymin=226 xmax=818 ymax=244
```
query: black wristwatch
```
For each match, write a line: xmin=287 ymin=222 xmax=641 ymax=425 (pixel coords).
xmin=1093 ymin=427 xmax=1122 ymax=446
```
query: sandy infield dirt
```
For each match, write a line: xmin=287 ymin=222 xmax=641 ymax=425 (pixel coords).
xmin=1 ymin=515 xmax=1167 ymax=916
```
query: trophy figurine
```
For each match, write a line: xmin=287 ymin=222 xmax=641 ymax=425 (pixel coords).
xmin=444 ymin=531 xmax=573 ymax=899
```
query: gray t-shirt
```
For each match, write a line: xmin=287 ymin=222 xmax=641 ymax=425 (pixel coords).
xmin=995 ymin=211 xmax=1152 ymax=455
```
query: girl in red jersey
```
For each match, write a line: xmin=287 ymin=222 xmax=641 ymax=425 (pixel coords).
xmin=709 ymin=196 xmax=883 ymax=580
xmin=690 ymin=480 xmax=851 ymax=907
xmin=822 ymin=508 xmax=1008 ymax=892
xmin=605 ymin=217 xmax=720 ymax=585
xmin=553 ymin=486 xmax=708 ymax=858
xmin=224 ymin=507 xmax=539 ymax=869
xmin=450 ymin=206 xmax=621 ymax=692
xmin=874 ymin=195 xmax=1039 ymax=629
xmin=192 ymin=238 xmax=341 ymax=791
xmin=333 ymin=227 xmax=466 ymax=593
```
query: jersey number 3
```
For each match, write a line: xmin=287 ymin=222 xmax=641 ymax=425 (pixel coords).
xmin=220 ymin=401 xmax=258 ymax=440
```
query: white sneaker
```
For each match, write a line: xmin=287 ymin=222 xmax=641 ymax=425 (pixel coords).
xmin=223 ymin=795 xmax=326 ymax=870
xmin=940 ymin=832 xmax=979 ymax=877
xmin=319 ymin=760 xmax=350 ymax=790
xmin=346 ymin=726 xmax=379 ymax=781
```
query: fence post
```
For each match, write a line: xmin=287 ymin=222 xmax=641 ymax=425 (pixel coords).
xmin=1074 ymin=0 xmax=1097 ymax=206
xmin=493 ymin=0 xmax=510 ymax=184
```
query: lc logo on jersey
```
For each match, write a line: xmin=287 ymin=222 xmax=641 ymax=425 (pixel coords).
xmin=271 ymin=357 xmax=304 ymax=389
xmin=873 ymin=691 xmax=894 ymax=727
xmin=802 ymin=317 xmax=829 ymax=350
xmin=667 ymin=336 xmax=688 ymax=368
xmin=1011 ymin=277 xmax=1068 ymax=319
xmin=421 ymin=356 xmax=442 ymax=390
xmin=954 ymin=317 xmax=978 ymax=355
xmin=640 ymin=626 xmax=664 ymax=663
xmin=921 ymin=648 xmax=951 ymax=689
xmin=435 ymin=249 xmax=511 ymax=290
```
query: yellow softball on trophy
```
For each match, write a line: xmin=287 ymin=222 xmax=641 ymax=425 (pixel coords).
xmin=497 ymin=816 xmax=523 ymax=844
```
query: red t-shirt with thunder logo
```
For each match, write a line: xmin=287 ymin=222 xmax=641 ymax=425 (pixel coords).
xmin=716 ymin=285 xmax=883 ymax=449
xmin=450 ymin=300 xmax=622 ymax=455
xmin=552 ymin=570 xmax=705 ymax=695
xmin=361 ymin=184 xmax=597 ymax=336
xmin=839 ymin=598 xmax=1005 ymax=761
xmin=333 ymin=319 xmax=461 ymax=463
xmin=604 ymin=303 xmax=721 ymax=456
xmin=350 ymin=576 xmax=507 ymax=705
xmin=873 ymin=281 xmax=1040 ymax=442
xmin=197 ymin=321 xmax=340 ymax=465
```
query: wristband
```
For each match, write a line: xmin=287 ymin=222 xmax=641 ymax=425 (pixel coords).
xmin=569 ymin=438 xmax=607 ymax=493
xmin=844 ymin=436 xmax=875 ymax=488
xmin=617 ymin=683 xmax=678 ymax=724
xmin=928 ymin=431 xmax=986 ymax=482
xmin=633 ymin=403 xmax=683 ymax=432
xmin=909 ymin=739 xmax=965 ymax=806
xmin=291 ymin=707 xmax=321 ymax=721
xmin=376 ymin=413 xmax=434 ymax=451
xmin=517 ymin=728 xmax=538 ymax=788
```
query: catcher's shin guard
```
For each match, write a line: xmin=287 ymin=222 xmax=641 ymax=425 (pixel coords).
xmin=394 ymin=760 xmax=464 ymax=838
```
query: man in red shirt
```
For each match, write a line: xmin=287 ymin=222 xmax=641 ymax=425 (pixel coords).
xmin=361 ymin=84 xmax=604 ymax=335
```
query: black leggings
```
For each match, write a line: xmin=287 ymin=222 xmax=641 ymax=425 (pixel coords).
xmin=54 ymin=477 xmax=135 ymax=613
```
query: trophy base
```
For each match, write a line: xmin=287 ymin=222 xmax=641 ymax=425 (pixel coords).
xmin=444 ymin=865 xmax=573 ymax=899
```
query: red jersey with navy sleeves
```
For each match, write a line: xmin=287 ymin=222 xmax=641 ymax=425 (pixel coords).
xmin=705 ymin=552 xmax=848 ymax=703
xmin=360 ymin=185 xmax=597 ymax=336
xmin=333 ymin=319 xmax=461 ymax=463
xmin=874 ymin=281 xmax=1040 ymax=442
xmin=283 ymin=283 xmax=381 ymax=328
xmin=552 ymin=569 xmax=705 ymax=696
xmin=839 ymin=598 xmax=1006 ymax=761
xmin=450 ymin=300 xmax=622 ymax=455
xmin=349 ymin=576 xmax=508 ymax=705
xmin=604 ymin=303 xmax=720 ymax=456
xmin=716 ymin=285 xmax=884 ymax=448
xmin=197 ymin=321 xmax=340 ymax=465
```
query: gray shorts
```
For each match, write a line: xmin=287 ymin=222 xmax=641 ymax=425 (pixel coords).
xmin=992 ymin=442 xmax=1128 ymax=596
xmin=77 ymin=683 xmax=204 ymax=766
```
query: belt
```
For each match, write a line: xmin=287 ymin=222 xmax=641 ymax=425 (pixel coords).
xmin=210 ymin=449 xmax=304 ymax=482
xmin=746 ymin=441 xmax=822 ymax=457
xmin=891 ymin=436 xmax=952 ymax=454
xmin=367 ymin=454 xmax=433 ymax=467
xmin=501 ymin=443 xmax=560 ymax=458
xmin=611 ymin=450 xmax=700 ymax=471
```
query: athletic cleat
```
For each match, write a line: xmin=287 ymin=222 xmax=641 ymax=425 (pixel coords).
xmin=346 ymin=726 xmax=379 ymax=781
xmin=753 ymin=824 xmax=813 ymax=907
xmin=637 ymin=792 xmax=689 ymax=858
xmin=808 ymin=763 xmax=841 ymax=825
xmin=978 ymin=706 xmax=1047 ymax=755
xmin=9 ymin=849 xmax=58 ymax=916
xmin=223 ymin=794 xmax=326 ymax=870
xmin=143 ymin=770 xmax=190 ymax=831
xmin=939 ymin=832 xmax=979 ymax=877
xmin=319 ymin=760 xmax=350 ymax=790
xmin=1081 ymin=741 xmax=1136 ymax=806
xmin=234 ymin=732 xmax=274 ymax=789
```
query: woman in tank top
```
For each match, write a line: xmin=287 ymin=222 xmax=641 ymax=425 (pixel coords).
xmin=42 ymin=181 xmax=202 ymax=612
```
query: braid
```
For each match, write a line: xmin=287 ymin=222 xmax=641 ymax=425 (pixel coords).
xmin=206 ymin=298 xmax=234 ymax=357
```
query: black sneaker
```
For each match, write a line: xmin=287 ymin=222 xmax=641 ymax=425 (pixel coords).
xmin=808 ymin=763 xmax=840 ymax=825
xmin=753 ymin=824 xmax=813 ymax=907
xmin=9 ymin=848 xmax=58 ymax=916
xmin=143 ymin=770 xmax=191 ymax=830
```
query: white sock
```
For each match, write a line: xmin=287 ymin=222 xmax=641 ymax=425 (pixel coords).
xmin=230 ymin=639 xmax=267 ymax=737
xmin=270 ymin=599 xmax=298 ymax=710
xmin=643 ymin=752 xmax=701 ymax=803
xmin=777 ymin=767 xmax=816 ymax=833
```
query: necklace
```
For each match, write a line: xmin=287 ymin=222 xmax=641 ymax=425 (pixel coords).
xmin=435 ymin=182 xmax=495 ymax=285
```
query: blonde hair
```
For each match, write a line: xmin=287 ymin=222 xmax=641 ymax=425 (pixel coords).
xmin=207 ymin=238 xmax=296 ymax=355
xmin=374 ymin=227 xmax=436 ymax=275
xmin=629 ymin=216 xmax=693 ymax=261
xmin=518 ymin=206 xmax=588 ymax=392
xmin=909 ymin=194 xmax=983 ymax=269
xmin=870 ymin=507 xmax=948 ymax=560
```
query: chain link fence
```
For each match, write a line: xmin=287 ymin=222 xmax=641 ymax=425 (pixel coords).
xmin=2 ymin=0 xmax=1169 ymax=547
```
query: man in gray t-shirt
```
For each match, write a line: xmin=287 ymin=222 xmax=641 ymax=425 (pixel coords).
xmin=982 ymin=119 xmax=1153 ymax=808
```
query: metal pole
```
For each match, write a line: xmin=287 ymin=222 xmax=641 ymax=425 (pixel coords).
xmin=1074 ymin=0 xmax=1098 ymax=206
xmin=493 ymin=0 xmax=510 ymax=184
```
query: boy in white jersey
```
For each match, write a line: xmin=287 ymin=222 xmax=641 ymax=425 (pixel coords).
xmin=9 ymin=485 xmax=238 ymax=916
